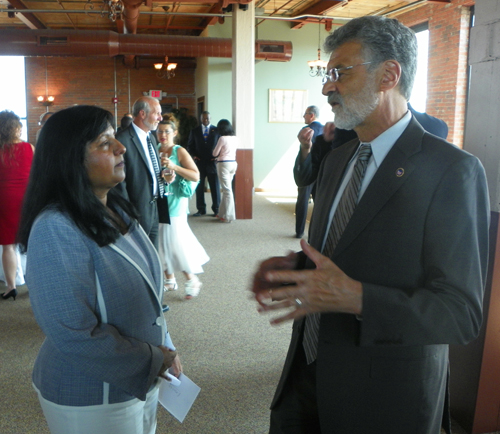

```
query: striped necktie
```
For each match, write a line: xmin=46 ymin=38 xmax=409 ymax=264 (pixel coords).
xmin=302 ymin=144 xmax=372 ymax=364
xmin=146 ymin=134 xmax=165 ymax=198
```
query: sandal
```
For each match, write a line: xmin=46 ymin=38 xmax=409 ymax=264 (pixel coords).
xmin=163 ymin=278 xmax=178 ymax=292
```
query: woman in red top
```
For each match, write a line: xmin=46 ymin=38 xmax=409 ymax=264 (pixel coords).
xmin=0 ymin=110 xmax=34 ymax=300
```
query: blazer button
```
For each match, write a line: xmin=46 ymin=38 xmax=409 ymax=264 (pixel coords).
xmin=155 ymin=317 xmax=163 ymax=326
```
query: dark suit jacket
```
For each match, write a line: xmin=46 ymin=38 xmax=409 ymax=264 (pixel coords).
xmin=294 ymin=128 xmax=358 ymax=188
xmin=272 ymin=118 xmax=490 ymax=433
xmin=409 ymin=103 xmax=448 ymax=140
xmin=187 ymin=125 xmax=220 ymax=174
xmin=293 ymin=120 xmax=325 ymax=188
xmin=114 ymin=124 xmax=169 ymax=233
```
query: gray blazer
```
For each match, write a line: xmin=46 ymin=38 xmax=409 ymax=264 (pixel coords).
xmin=272 ymin=118 xmax=490 ymax=433
xmin=27 ymin=208 xmax=174 ymax=406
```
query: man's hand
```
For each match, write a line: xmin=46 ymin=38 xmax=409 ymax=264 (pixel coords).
xmin=297 ymin=128 xmax=314 ymax=161
xmin=251 ymin=250 xmax=299 ymax=305
xmin=254 ymin=239 xmax=363 ymax=325
xmin=323 ymin=122 xmax=336 ymax=142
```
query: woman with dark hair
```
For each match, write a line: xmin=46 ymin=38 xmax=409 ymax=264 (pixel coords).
xmin=17 ymin=105 xmax=181 ymax=434
xmin=213 ymin=119 xmax=238 ymax=223
xmin=0 ymin=110 xmax=34 ymax=300
xmin=157 ymin=120 xmax=209 ymax=299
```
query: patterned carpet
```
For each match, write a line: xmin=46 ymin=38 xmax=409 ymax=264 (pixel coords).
xmin=1 ymin=192 xmax=496 ymax=434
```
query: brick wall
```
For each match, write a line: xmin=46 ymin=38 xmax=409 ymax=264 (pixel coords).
xmin=397 ymin=0 xmax=475 ymax=148
xmin=26 ymin=56 xmax=196 ymax=144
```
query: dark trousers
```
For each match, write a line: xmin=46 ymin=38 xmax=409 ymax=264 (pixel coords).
xmin=295 ymin=183 xmax=314 ymax=237
xmin=145 ymin=200 xmax=159 ymax=251
xmin=196 ymin=164 xmax=220 ymax=214
xmin=269 ymin=344 xmax=321 ymax=434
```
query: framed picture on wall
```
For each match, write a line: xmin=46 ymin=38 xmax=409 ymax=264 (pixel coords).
xmin=269 ymin=89 xmax=308 ymax=123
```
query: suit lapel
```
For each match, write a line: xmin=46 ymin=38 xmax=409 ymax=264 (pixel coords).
xmin=332 ymin=118 xmax=425 ymax=257
xmin=128 ymin=126 xmax=153 ymax=175
xmin=109 ymin=226 xmax=163 ymax=305
xmin=310 ymin=139 xmax=358 ymax=253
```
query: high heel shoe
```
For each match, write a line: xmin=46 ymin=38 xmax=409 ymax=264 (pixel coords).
xmin=163 ymin=278 xmax=178 ymax=292
xmin=1 ymin=288 xmax=18 ymax=300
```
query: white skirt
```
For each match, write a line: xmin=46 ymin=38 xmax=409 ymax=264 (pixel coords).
xmin=34 ymin=382 xmax=160 ymax=434
xmin=158 ymin=216 xmax=209 ymax=275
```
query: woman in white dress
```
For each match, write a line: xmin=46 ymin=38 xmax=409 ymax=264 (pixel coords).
xmin=212 ymin=119 xmax=238 ymax=223
xmin=157 ymin=120 xmax=209 ymax=299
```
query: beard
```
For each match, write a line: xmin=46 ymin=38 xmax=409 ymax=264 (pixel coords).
xmin=328 ymin=76 xmax=380 ymax=130
xmin=144 ymin=118 xmax=158 ymax=131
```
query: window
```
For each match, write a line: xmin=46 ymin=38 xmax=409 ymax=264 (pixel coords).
xmin=0 ymin=56 xmax=27 ymax=141
xmin=409 ymin=24 xmax=429 ymax=112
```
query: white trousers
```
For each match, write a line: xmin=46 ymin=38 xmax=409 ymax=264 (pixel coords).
xmin=216 ymin=161 xmax=237 ymax=221
xmin=34 ymin=382 xmax=160 ymax=434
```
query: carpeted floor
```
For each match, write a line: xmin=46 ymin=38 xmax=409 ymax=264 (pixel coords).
xmin=0 ymin=192 xmax=494 ymax=434
xmin=0 ymin=193 xmax=300 ymax=434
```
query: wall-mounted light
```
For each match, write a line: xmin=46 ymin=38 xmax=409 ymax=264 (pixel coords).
xmin=155 ymin=57 xmax=177 ymax=79
xmin=37 ymin=95 xmax=55 ymax=106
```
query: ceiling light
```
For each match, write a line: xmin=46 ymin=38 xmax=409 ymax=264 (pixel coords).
xmin=155 ymin=57 xmax=177 ymax=79
xmin=308 ymin=24 xmax=327 ymax=78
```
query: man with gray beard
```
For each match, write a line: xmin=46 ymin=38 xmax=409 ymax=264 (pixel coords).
xmin=251 ymin=15 xmax=489 ymax=434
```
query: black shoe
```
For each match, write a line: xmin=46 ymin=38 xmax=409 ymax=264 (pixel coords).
xmin=295 ymin=234 xmax=304 ymax=239
xmin=1 ymin=288 xmax=18 ymax=300
xmin=162 ymin=304 xmax=170 ymax=312
xmin=193 ymin=212 xmax=206 ymax=217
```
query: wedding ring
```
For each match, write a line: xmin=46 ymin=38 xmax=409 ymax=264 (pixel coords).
xmin=295 ymin=298 xmax=302 ymax=307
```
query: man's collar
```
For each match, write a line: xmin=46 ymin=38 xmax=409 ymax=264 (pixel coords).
xmin=132 ymin=122 xmax=149 ymax=140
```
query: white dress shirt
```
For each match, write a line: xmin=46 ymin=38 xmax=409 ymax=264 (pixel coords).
xmin=131 ymin=122 xmax=159 ymax=196
xmin=322 ymin=111 xmax=412 ymax=250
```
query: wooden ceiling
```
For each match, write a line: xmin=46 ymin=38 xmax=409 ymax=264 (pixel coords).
xmin=0 ymin=0 xmax=450 ymax=37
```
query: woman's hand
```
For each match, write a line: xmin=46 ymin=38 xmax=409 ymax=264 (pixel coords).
xmin=162 ymin=169 xmax=176 ymax=184
xmin=169 ymin=355 xmax=183 ymax=378
xmin=164 ymin=157 xmax=176 ymax=171
xmin=157 ymin=345 xmax=177 ymax=378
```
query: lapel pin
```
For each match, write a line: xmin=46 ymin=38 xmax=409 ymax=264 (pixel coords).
xmin=396 ymin=168 xmax=404 ymax=177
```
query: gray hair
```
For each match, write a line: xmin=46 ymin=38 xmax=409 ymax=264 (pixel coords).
xmin=132 ymin=97 xmax=155 ymax=117
xmin=307 ymin=106 xmax=320 ymax=117
xmin=323 ymin=16 xmax=417 ymax=100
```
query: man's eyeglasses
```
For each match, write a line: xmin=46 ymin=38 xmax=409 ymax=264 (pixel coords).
xmin=322 ymin=62 xmax=373 ymax=85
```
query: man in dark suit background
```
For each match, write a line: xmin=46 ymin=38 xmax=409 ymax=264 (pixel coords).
xmin=115 ymin=96 xmax=171 ymax=249
xmin=294 ymin=104 xmax=447 ymax=191
xmin=188 ymin=111 xmax=220 ymax=216
xmin=293 ymin=106 xmax=323 ymax=238
xmin=252 ymin=15 xmax=489 ymax=434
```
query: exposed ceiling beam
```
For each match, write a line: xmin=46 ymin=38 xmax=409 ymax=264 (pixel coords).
xmin=199 ymin=1 xmax=226 ymax=30
xmin=7 ymin=0 xmax=46 ymax=29
xmin=290 ymin=0 xmax=344 ymax=29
